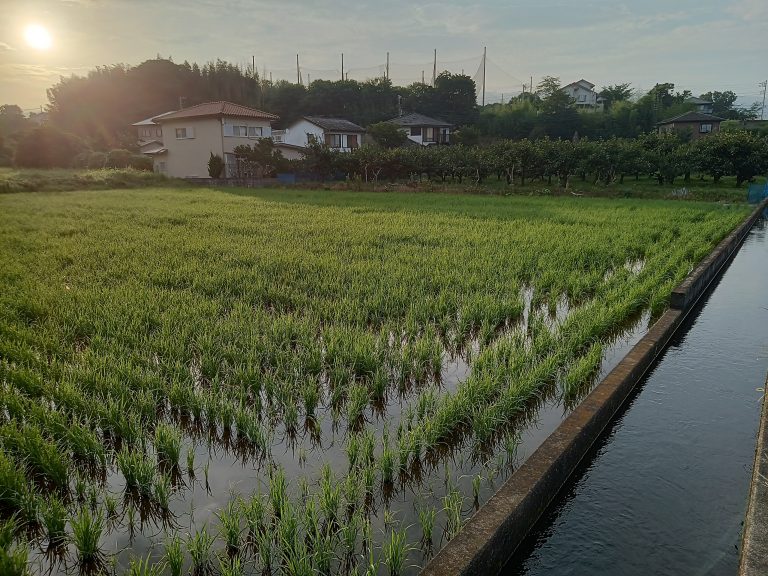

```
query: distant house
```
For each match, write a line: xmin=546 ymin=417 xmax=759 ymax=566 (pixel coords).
xmin=657 ymin=111 xmax=724 ymax=140
xmin=132 ymin=111 xmax=175 ymax=155
xmin=684 ymin=97 xmax=714 ymax=114
xmin=273 ymin=116 xmax=365 ymax=159
xmin=385 ymin=113 xmax=452 ymax=145
xmin=562 ymin=79 xmax=604 ymax=112
xmin=141 ymin=101 xmax=278 ymax=178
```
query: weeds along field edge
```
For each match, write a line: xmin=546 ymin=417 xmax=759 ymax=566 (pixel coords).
xmin=0 ymin=187 xmax=750 ymax=575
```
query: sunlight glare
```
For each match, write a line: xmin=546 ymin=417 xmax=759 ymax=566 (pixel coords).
xmin=24 ymin=24 xmax=52 ymax=51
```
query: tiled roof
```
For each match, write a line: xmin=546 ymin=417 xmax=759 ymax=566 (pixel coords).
xmin=658 ymin=111 xmax=724 ymax=125
xmin=156 ymin=101 xmax=278 ymax=122
xmin=304 ymin=116 xmax=366 ymax=132
xmin=385 ymin=112 xmax=452 ymax=127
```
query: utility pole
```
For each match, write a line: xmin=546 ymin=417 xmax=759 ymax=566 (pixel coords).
xmin=296 ymin=54 xmax=301 ymax=85
xmin=341 ymin=53 xmax=344 ymax=81
xmin=422 ymin=70 xmax=425 ymax=84
xmin=760 ymin=80 xmax=767 ymax=120
xmin=252 ymin=55 xmax=255 ymax=77
xmin=386 ymin=52 xmax=389 ymax=81
xmin=482 ymin=46 xmax=487 ymax=106
xmin=432 ymin=49 xmax=437 ymax=86
xmin=530 ymin=75 xmax=534 ymax=94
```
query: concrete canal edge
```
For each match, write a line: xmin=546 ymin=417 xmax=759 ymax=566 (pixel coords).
xmin=422 ymin=199 xmax=768 ymax=576
xmin=739 ymin=371 xmax=768 ymax=576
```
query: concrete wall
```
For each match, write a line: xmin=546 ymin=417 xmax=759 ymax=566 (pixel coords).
xmin=423 ymin=199 xmax=768 ymax=576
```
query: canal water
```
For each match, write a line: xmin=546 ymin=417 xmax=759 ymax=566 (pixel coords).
xmin=504 ymin=217 xmax=768 ymax=576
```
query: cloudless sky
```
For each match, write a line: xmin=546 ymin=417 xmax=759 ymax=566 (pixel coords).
xmin=1 ymin=0 xmax=766 ymax=111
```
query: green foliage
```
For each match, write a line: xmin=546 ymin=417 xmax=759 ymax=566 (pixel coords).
xmin=0 ymin=167 xmax=171 ymax=193
xmin=207 ymin=152 xmax=224 ymax=179
xmin=13 ymin=126 xmax=86 ymax=168
xmin=232 ymin=139 xmax=285 ymax=177
xmin=366 ymin=122 xmax=409 ymax=148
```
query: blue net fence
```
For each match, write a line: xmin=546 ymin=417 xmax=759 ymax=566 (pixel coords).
xmin=747 ymin=182 xmax=768 ymax=204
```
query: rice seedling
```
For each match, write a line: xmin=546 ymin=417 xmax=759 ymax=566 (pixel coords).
xmin=443 ymin=489 xmax=464 ymax=541
xmin=41 ymin=495 xmax=67 ymax=547
xmin=116 ymin=448 xmax=155 ymax=497
xmin=380 ymin=442 xmax=395 ymax=486
xmin=186 ymin=447 xmax=195 ymax=478
xmin=0 ymin=517 xmax=28 ymax=576
xmin=187 ymin=525 xmax=213 ymax=576
xmin=154 ymin=473 xmax=172 ymax=510
xmin=218 ymin=556 xmax=243 ymax=576
xmin=164 ymin=535 xmax=184 ymax=576
xmin=320 ymin=464 xmax=341 ymax=525
xmin=155 ymin=423 xmax=182 ymax=466
xmin=217 ymin=499 xmax=242 ymax=555
xmin=418 ymin=507 xmax=436 ymax=544
xmin=383 ymin=529 xmax=411 ymax=576
xmin=127 ymin=554 xmax=165 ymax=576
xmin=70 ymin=507 xmax=105 ymax=570
xmin=472 ymin=475 xmax=482 ymax=506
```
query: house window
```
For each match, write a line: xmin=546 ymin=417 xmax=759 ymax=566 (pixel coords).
xmin=156 ymin=161 xmax=166 ymax=174
xmin=232 ymin=125 xmax=248 ymax=137
xmin=410 ymin=127 xmax=421 ymax=137
xmin=326 ymin=133 xmax=343 ymax=148
xmin=307 ymin=133 xmax=318 ymax=144
xmin=175 ymin=127 xmax=194 ymax=139
xmin=423 ymin=127 xmax=436 ymax=142
xmin=348 ymin=134 xmax=359 ymax=148
xmin=155 ymin=128 xmax=162 ymax=137
xmin=247 ymin=126 xmax=263 ymax=137
xmin=699 ymin=123 xmax=713 ymax=133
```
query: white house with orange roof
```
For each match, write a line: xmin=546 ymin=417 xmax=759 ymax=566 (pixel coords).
xmin=141 ymin=101 xmax=279 ymax=178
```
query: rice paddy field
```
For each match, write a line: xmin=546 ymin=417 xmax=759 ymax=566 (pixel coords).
xmin=0 ymin=187 xmax=750 ymax=575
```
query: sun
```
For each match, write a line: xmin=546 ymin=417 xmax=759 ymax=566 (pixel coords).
xmin=24 ymin=24 xmax=52 ymax=51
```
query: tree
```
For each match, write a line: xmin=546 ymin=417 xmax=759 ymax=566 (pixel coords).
xmin=14 ymin=126 xmax=86 ymax=168
xmin=233 ymin=139 xmax=286 ymax=177
xmin=366 ymin=122 xmax=408 ymax=148
xmin=0 ymin=105 xmax=29 ymax=138
xmin=535 ymin=76 xmax=580 ymax=139
xmin=599 ymin=84 xmax=633 ymax=110
xmin=696 ymin=130 xmax=768 ymax=185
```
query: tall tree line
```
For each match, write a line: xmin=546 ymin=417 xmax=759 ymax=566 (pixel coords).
xmin=42 ymin=58 xmax=476 ymax=150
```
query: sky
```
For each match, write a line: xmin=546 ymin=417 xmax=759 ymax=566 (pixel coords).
xmin=1 ymin=0 xmax=767 ymax=112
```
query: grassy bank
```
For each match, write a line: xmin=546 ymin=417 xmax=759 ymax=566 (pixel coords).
xmin=0 ymin=167 xmax=177 ymax=193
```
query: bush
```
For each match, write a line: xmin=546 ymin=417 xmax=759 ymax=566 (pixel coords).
xmin=208 ymin=153 xmax=224 ymax=178
xmin=366 ymin=122 xmax=408 ymax=148
xmin=105 ymin=149 xmax=133 ymax=169
xmin=87 ymin=152 xmax=107 ymax=169
xmin=14 ymin=126 xmax=86 ymax=168
xmin=129 ymin=155 xmax=153 ymax=171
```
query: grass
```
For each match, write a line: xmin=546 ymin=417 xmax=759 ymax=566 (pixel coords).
xmin=0 ymin=185 xmax=752 ymax=574
xmin=0 ymin=167 xmax=175 ymax=194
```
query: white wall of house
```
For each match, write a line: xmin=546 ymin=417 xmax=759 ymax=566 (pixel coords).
xmin=280 ymin=119 xmax=361 ymax=152
xmin=563 ymin=82 xmax=602 ymax=111
xmin=401 ymin=126 xmax=450 ymax=146
xmin=159 ymin=116 xmax=273 ymax=178
xmin=160 ymin=117 xmax=223 ymax=178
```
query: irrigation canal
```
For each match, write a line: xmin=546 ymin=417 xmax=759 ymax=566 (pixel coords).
xmin=503 ymin=216 xmax=768 ymax=576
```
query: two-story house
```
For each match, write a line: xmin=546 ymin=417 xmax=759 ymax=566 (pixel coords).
xmin=684 ymin=97 xmax=714 ymax=114
xmin=272 ymin=116 xmax=365 ymax=159
xmin=132 ymin=111 xmax=175 ymax=155
xmin=385 ymin=113 xmax=451 ymax=145
xmin=562 ymin=79 xmax=604 ymax=112
xmin=146 ymin=101 xmax=279 ymax=177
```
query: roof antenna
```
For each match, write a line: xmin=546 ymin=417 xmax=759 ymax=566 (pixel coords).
xmin=178 ymin=96 xmax=186 ymax=110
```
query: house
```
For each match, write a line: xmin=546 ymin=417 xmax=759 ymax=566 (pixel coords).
xmin=385 ymin=113 xmax=452 ymax=145
xmin=562 ymin=79 xmax=604 ymax=112
xmin=144 ymin=101 xmax=279 ymax=177
xmin=273 ymin=117 xmax=365 ymax=158
xmin=657 ymin=111 xmax=724 ymax=140
xmin=132 ymin=111 xmax=175 ymax=155
xmin=684 ymin=97 xmax=714 ymax=114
